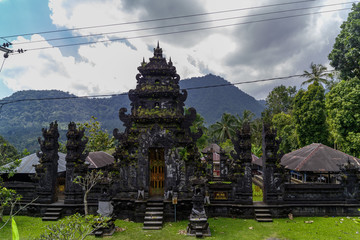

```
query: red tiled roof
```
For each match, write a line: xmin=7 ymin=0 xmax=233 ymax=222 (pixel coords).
xmin=86 ymin=151 xmax=115 ymax=169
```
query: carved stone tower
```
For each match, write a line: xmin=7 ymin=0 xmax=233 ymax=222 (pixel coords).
xmin=231 ymin=123 xmax=253 ymax=204
xmin=113 ymin=43 xmax=202 ymax=199
xmin=34 ymin=121 xmax=59 ymax=204
xmin=64 ymin=122 xmax=88 ymax=204
xmin=262 ymin=124 xmax=285 ymax=204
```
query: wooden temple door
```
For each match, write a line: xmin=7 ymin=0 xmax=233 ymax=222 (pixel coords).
xmin=149 ymin=148 xmax=165 ymax=197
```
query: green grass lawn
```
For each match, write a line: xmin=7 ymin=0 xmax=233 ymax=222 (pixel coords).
xmin=1 ymin=215 xmax=360 ymax=240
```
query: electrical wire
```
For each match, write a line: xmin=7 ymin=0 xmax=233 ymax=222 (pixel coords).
xmin=0 ymin=72 xmax=335 ymax=108
xmin=0 ymin=0 xmax=320 ymax=39
xmin=11 ymin=7 xmax=349 ymax=54
xmin=11 ymin=2 xmax=353 ymax=46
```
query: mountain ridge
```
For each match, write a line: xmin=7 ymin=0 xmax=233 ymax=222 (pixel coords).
xmin=0 ymin=74 xmax=264 ymax=152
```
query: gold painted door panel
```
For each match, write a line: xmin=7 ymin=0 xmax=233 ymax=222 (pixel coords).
xmin=149 ymin=148 xmax=165 ymax=197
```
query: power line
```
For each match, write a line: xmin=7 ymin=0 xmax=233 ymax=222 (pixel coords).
xmin=1 ymin=0 xmax=319 ymax=39
xmin=11 ymin=2 xmax=352 ymax=46
xmin=0 ymin=72 xmax=334 ymax=107
xmin=12 ymin=7 xmax=350 ymax=54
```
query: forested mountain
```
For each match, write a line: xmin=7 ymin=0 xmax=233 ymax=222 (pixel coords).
xmin=180 ymin=74 xmax=264 ymax=123
xmin=0 ymin=74 xmax=264 ymax=152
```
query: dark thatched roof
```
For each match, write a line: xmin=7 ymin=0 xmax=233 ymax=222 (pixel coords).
xmin=1 ymin=151 xmax=115 ymax=174
xmin=281 ymin=143 xmax=360 ymax=172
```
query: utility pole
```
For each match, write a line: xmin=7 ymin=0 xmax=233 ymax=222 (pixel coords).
xmin=0 ymin=41 xmax=14 ymax=72
xmin=0 ymin=43 xmax=13 ymax=58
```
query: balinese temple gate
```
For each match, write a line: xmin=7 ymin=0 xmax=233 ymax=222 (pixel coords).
xmin=111 ymin=43 xmax=204 ymax=211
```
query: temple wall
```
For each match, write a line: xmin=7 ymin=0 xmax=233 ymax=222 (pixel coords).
xmin=283 ymin=183 xmax=345 ymax=203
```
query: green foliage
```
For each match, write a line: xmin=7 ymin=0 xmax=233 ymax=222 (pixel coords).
xmin=326 ymin=77 xmax=360 ymax=157
xmin=265 ymin=85 xmax=297 ymax=115
xmin=251 ymin=144 xmax=262 ymax=158
xmin=0 ymin=187 xmax=21 ymax=223
xmin=178 ymin=147 xmax=190 ymax=161
xmin=293 ymin=82 xmax=329 ymax=147
xmin=78 ymin=116 xmax=114 ymax=152
xmin=219 ymin=139 xmax=234 ymax=159
xmin=36 ymin=213 xmax=110 ymax=240
xmin=272 ymin=112 xmax=298 ymax=154
xmin=0 ymin=136 xmax=19 ymax=166
xmin=329 ymin=3 xmax=360 ymax=80
xmin=187 ymin=109 xmax=209 ymax=151
xmin=252 ymin=184 xmax=263 ymax=202
xmin=136 ymin=107 xmax=177 ymax=117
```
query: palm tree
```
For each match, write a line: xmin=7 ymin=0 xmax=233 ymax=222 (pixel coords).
xmin=209 ymin=113 xmax=237 ymax=142
xmin=235 ymin=110 xmax=255 ymax=129
xmin=301 ymin=62 xmax=330 ymax=86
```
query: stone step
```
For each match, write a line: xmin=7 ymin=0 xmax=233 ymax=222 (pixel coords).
xmin=44 ymin=212 xmax=61 ymax=216
xmin=147 ymin=202 xmax=164 ymax=206
xmin=145 ymin=211 xmax=163 ymax=215
xmin=144 ymin=216 xmax=163 ymax=220
xmin=42 ymin=216 xmax=59 ymax=221
xmin=146 ymin=207 xmax=163 ymax=211
xmin=254 ymin=208 xmax=270 ymax=213
xmin=256 ymin=218 xmax=273 ymax=222
xmin=144 ymin=221 xmax=163 ymax=225
xmin=143 ymin=226 xmax=162 ymax=230
xmin=46 ymin=207 xmax=63 ymax=211
xmin=255 ymin=213 xmax=271 ymax=218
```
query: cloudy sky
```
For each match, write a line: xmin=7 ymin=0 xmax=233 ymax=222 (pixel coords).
xmin=0 ymin=0 xmax=353 ymax=100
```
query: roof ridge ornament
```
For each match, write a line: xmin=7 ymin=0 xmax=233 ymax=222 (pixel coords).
xmin=154 ymin=41 xmax=162 ymax=58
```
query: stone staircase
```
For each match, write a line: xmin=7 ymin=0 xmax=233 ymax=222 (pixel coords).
xmin=254 ymin=207 xmax=273 ymax=222
xmin=143 ymin=200 xmax=164 ymax=230
xmin=42 ymin=206 xmax=63 ymax=221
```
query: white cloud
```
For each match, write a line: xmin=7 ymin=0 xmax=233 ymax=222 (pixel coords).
xmin=1 ymin=0 xmax=352 ymax=100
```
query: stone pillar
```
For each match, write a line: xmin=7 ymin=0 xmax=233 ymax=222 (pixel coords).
xmin=262 ymin=124 xmax=284 ymax=205
xmin=64 ymin=122 xmax=88 ymax=204
xmin=34 ymin=121 xmax=59 ymax=204
xmin=340 ymin=160 xmax=360 ymax=204
xmin=230 ymin=123 xmax=253 ymax=204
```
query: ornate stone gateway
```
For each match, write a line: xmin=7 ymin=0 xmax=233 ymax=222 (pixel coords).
xmin=149 ymin=148 xmax=165 ymax=197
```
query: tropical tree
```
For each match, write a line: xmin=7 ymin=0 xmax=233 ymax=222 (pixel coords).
xmin=329 ymin=3 xmax=360 ymax=80
xmin=187 ymin=109 xmax=209 ymax=151
xmin=235 ymin=110 xmax=255 ymax=129
xmin=326 ymin=77 xmax=360 ymax=157
xmin=0 ymin=136 xmax=19 ymax=167
xmin=74 ymin=170 xmax=105 ymax=216
xmin=265 ymin=85 xmax=297 ymax=115
xmin=77 ymin=116 xmax=114 ymax=152
xmin=272 ymin=112 xmax=298 ymax=154
xmin=293 ymin=81 xmax=329 ymax=147
xmin=209 ymin=113 xmax=237 ymax=143
xmin=301 ymin=62 xmax=330 ymax=86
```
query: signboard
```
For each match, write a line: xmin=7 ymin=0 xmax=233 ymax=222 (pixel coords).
xmin=214 ymin=191 xmax=228 ymax=200
xmin=172 ymin=192 xmax=178 ymax=204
